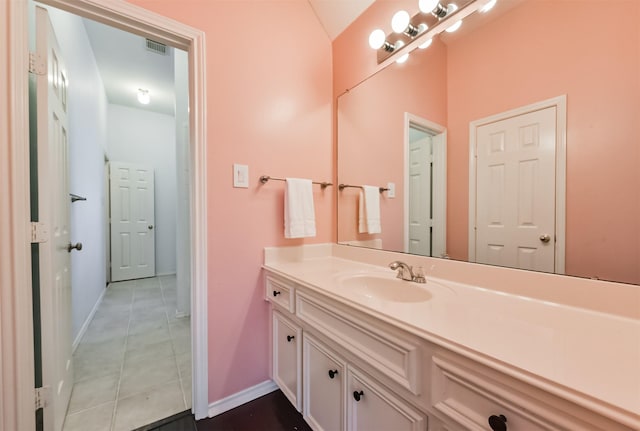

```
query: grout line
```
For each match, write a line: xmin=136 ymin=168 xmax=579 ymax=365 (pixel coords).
xmin=109 ymin=282 xmax=135 ymax=431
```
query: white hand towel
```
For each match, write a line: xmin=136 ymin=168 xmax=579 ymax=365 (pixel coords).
xmin=284 ymin=178 xmax=316 ymax=238
xmin=358 ymin=185 xmax=381 ymax=234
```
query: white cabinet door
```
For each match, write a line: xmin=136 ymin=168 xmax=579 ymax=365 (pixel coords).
xmin=347 ymin=367 xmax=426 ymax=431
xmin=273 ymin=312 xmax=302 ymax=411
xmin=303 ymin=334 xmax=346 ymax=431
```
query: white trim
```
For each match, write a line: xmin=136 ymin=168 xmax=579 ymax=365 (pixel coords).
xmin=7 ymin=0 xmax=209 ymax=423
xmin=155 ymin=271 xmax=177 ymax=277
xmin=2 ymin=1 xmax=37 ymax=430
xmin=468 ymin=95 xmax=567 ymax=274
xmin=208 ymin=380 xmax=279 ymax=418
xmin=403 ymin=113 xmax=447 ymax=256
xmin=72 ymin=287 xmax=106 ymax=353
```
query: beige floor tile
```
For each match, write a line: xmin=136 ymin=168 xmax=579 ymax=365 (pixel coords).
xmin=112 ymin=380 xmax=185 ymax=431
xmin=128 ymin=317 xmax=168 ymax=336
xmin=127 ymin=326 xmax=171 ymax=348
xmin=118 ymin=355 xmax=179 ymax=398
xmin=169 ymin=319 xmax=190 ymax=338
xmin=74 ymin=355 xmax=123 ymax=383
xmin=171 ymin=334 xmax=191 ymax=355
xmin=125 ymin=339 xmax=175 ymax=364
xmin=62 ymin=401 xmax=114 ymax=431
xmin=67 ymin=373 xmax=119 ymax=414
xmin=129 ymin=307 xmax=168 ymax=323
xmin=132 ymin=297 xmax=165 ymax=311
xmin=75 ymin=337 xmax=126 ymax=360
xmin=175 ymin=352 xmax=191 ymax=379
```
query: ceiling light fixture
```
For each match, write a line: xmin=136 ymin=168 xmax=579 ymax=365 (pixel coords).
xmin=137 ymin=88 xmax=150 ymax=105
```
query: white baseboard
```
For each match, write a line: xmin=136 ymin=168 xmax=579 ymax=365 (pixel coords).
xmin=207 ymin=380 xmax=278 ymax=418
xmin=72 ymin=286 xmax=106 ymax=353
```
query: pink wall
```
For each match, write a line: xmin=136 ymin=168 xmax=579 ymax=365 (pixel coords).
xmin=337 ymin=39 xmax=447 ymax=250
xmin=334 ymin=0 xmax=639 ymax=285
xmin=126 ymin=0 xmax=333 ymax=404
xmin=446 ymin=0 xmax=640 ymax=283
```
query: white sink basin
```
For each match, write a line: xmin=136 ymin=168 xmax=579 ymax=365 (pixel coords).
xmin=338 ymin=273 xmax=433 ymax=303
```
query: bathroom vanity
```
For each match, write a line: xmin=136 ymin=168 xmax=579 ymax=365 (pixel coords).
xmin=264 ymin=244 xmax=640 ymax=431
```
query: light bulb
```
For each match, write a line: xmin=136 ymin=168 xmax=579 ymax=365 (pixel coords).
xmin=137 ymin=89 xmax=150 ymax=105
xmin=418 ymin=0 xmax=440 ymax=13
xmin=445 ymin=4 xmax=462 ymax=33
xmin=418 ymin=38 xmax=433 ymax=49
xmin=391 ymin=10 xmax=411 ymax=34
xmin=369 ymin=29 xmax=386 ymax=49
xmin=394 ymin=40 xmax=409 ymax=64
xmin=480 ymin=0 xmax=497 ymax=13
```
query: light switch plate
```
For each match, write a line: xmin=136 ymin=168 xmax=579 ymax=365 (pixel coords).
xmin=233 ymin=164 xmax=249 ymax=188
xmin=387 ymin=182 xmax=396 ymax=198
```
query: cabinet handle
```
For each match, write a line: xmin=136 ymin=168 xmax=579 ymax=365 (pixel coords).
xmin=353 ymin=390 xmax=364 ymax=402
xmin=328 ymin=369 xmax=338 ymax=379
xmin=286 ymin=335 xmax=295 ymax=342
xmin=273 ymin=290 xmax=281 ymax=296
xmin=488 ymin=414 xmax=507 ymax=431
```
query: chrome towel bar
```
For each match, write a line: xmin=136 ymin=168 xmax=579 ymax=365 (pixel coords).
xmin=338 ymin=184 xmax=389 ymax=193
xmin=259 ymin=175 xmax=332 ymax=190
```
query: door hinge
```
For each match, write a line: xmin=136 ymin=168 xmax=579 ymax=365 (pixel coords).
xmin=28 ymin=52 xmax=46 ymax=75
xmin=30 ymin=222 xmax=49 ymax=243
xmin=35 ymin=386 xmax=51 ymax=410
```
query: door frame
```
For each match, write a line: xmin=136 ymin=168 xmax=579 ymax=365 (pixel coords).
xmin=468 ymin=95 xmax=566 ymax=274
xmin=2 ymin=0 xmax=209 ymax=426
xmin=403 ymin=112 xmax=447 ymax=256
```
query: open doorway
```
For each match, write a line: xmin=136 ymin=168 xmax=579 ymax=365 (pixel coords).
xmin=403 ymin=113 xmax=447 ymax=258
xmin=26 ymin=1 xmax=206 ymax=425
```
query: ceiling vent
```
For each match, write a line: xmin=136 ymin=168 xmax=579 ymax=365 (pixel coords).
xmin=145 ymin=39 xmax=168 ymax=55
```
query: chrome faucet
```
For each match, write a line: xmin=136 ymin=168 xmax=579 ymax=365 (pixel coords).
xmin=388 ymin=261 xmax=426 ymax=283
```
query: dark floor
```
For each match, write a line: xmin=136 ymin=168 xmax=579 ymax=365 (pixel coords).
xmin=137 ymin=390 xmax=312 ymax=431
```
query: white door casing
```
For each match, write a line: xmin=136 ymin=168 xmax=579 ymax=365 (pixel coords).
xmin=5 ymin=0 xmax=208 ymax=425
xmin=469 ymin=96 xmax=566 ymax=274
xmin=36 ymin=6 xmax=74 ymax=431
xmin=408 ymin=135 xmax=432 ymax=256
xmin=403 ymin=113 xmax=447 ymax=257
xmin=109 ymin=162 xmax=156 ymax=281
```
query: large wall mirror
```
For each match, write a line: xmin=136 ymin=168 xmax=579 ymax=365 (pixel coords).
xmin=337 ymin=0 xmax=639 ymax=285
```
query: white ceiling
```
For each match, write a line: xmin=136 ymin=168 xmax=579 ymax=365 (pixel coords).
xmin=81 ymin=1 xmax=372 ymax=116
xmin=308 ymin=0 xmax=375 ymax=40
xmin=82 ymin=18 xmax=176 ymax=116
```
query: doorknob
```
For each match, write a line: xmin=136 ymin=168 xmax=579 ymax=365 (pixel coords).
xmin=67 ymin=242 xmax=82 ymax=252
xmin=539 ymin=234 xmax=551 ymax=243
xmin=148 ymin=225 xmax=154 ymax=230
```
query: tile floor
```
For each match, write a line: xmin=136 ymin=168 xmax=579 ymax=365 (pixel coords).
xmin=63 ymin=275 xmax=192 ymax=431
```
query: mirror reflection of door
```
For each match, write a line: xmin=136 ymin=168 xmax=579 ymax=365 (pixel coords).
xmin=470 ymin=98 xmax=566 ymax=273
xmin=405 ymin=115 xmax=447 ymax=258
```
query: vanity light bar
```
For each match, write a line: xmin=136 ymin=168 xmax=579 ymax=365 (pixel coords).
xmin=371 ymin=0 xmax=492 ymax=66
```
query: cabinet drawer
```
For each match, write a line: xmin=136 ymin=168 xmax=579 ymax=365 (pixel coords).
xmin=297 ymin=291 xmax=421 ymax=395
xmin=347 ymin=367 xmax=426 ymax=431
xmin=430 ymin=355 xmax=616 ymax=431
xmin=266 ymin=275 xmax=294 ymax=312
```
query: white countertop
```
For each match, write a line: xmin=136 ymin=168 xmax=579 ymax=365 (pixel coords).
xmin=263 ymin=254 xmax=640 ymax=424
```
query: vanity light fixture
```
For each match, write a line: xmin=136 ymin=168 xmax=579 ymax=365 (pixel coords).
xmin=369 ymin=28 xmax=396 ymax=51
xmin=444 ymin=4 xmax=463 ymax=32
xmin=418 ymin=37 xmax=433 ymax=49
xmin=391 ymin=10 xmax=428 ymax=37
xmin=480 ymin=0 xmax=497 ymax=13
xmin=137 ymin=88 xmax=150 ymax=105
xmin=419 ymin=0 xmax=448 ymax=18
xmin=394 ymin=41 xmax=410 ymax=64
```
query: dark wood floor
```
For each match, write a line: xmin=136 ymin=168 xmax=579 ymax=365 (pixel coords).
xmin=136 ymin=390 xmax=312 ymax=431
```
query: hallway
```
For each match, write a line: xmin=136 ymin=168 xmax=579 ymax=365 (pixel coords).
xmin=63 ymin=275 xmax=191 ymax=431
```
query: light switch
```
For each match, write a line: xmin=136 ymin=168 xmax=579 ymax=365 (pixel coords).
xmin=233 ymin=164 xmax=249 ymax=188
xmin=387 ymin=182 xmax=396 ymax=198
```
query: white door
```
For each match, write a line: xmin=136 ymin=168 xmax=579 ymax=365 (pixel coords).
xmin=35 ymin=7 xmax=73 ymax=431
xmin=408 ymin=135 xmax=432 ymax=256
xmin=474 ymin=106 xmax=556 ymax=272
xmin=109 ymin=162 xmax=156 ymax=281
